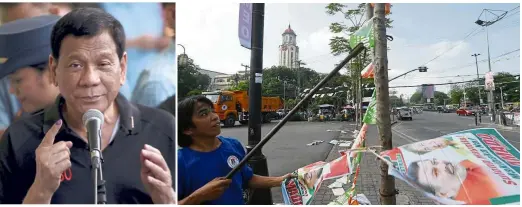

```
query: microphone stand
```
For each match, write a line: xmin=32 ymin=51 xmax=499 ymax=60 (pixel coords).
xmin=90 ymin=137 xmax=107 ymax=204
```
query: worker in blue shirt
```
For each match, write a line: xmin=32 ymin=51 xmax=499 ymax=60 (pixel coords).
xmin=177 ymin=95 xmax=293 ymax=205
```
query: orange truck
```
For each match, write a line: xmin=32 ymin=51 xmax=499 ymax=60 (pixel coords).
xmin=202 ymin=90 xmax=283 ymax=127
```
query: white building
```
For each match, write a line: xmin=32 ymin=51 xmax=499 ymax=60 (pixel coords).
xmin=278 ymin=25 xmax=299 ymax=69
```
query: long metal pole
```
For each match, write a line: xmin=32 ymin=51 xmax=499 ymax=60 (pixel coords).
xmin=226 ymin=43 xmax=365 ymax=179
xmin=485 ymin=12 xmax=496 ymax=122
xmin=472 ymin=54 xmax=482 ymax=105
xmin=500 ymin=86 xmax=504 ymax=108
xmin=245 ymin=3 xmax=272 ymax=204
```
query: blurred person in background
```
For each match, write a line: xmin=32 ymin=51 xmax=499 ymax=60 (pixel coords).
xmin=131 ymin=3 xmax=176 ymax=108
xmin=0 ymin=3 xmax=79 ymax=138
xmin=100 ymin=3 xmax=171 ymax=101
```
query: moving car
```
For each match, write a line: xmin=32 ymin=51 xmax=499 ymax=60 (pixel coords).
xmin=456 ymin=108 xmax=475 ymax=116
xmin=397 ymin=107 xmax=413 ymax=120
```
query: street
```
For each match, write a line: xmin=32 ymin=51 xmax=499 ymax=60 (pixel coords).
xmin=392 ymin=111 xmax=520 ymax=150
xmin=220 ymin=112 xmax=520 ymax=204
xmin=219 ymin=121 xmax=345 ymax=202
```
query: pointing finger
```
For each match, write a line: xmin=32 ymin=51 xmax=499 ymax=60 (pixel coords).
xmin=41 ymin=119 xmax=62 ymax=146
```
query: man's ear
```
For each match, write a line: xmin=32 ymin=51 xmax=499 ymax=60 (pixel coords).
xmin=48 ymin=55 xmax=58 ymax=87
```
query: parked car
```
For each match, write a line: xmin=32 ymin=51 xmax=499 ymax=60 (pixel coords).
xmin=397 ymin=108 xmax=413 ymax=120
xmin=456 ymin=108 xmax=475 ymax=116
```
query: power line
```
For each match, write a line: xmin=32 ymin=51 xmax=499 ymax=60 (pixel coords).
xmin=419 ymin=27 xmax=483 ymax=66
xmin=436 ymin=49 xmax=520 ymax=74
xmin=390 ymin=80 xmax=520 ymax=88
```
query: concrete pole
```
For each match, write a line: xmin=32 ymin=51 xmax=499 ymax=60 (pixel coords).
xmin=373 ymin=3 xmax=396 ymax=205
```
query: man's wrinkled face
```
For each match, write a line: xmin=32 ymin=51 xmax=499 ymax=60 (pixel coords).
xmin=415 ymin=159 xmax=467 ymax=198
xmin=8 ymin=67 xmax=58 ymax=113
xmin=49 ymin=31 xmax=126 ymax=115
xmin=183 ymin=102 xmax=221 ymax=138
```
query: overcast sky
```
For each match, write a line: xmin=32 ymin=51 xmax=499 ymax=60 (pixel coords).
xmin=177 ymin=3 xmax=520 ymax=99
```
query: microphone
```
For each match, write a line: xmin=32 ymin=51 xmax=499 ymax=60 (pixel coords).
xmin=82 ymin=109 xmax=104 ymax=156
xmin=82 ymin=109 xmax=107 ymax=204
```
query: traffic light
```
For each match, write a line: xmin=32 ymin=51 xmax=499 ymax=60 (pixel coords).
xmin=418 ymin=66 xmax=428 ymax=72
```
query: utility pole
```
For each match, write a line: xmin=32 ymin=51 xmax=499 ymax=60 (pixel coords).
xmin=295 ymin=60 xmax=303 ymax=103
xmin=472 ymin=54 xmax=482 ymax=105
xmin=245 ymin=3 xmax=272 ymax=204
xmin=373 ymin=3 xmax=396 ymax=205
xmin=241 ymin=63 xmax=250 ymax=80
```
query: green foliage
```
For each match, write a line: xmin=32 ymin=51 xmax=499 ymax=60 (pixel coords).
xmin=178 ymin=56 xmax=211 ymax=98
xmin=433 ymin=91 xmax=450 ymax=106
xmin=325 ymin=3 xmax=392 ymax=104
xmin=227 ymin=80 xmax=249 ymax=91
xmin=410 ymin=92 xmax=422 ymax=104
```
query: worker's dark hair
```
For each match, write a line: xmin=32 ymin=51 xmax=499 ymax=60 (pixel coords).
xmin=178 ymin=95 xmax=213 ymax=148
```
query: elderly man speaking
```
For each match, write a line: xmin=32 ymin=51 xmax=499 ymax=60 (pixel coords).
xmin=0 ymin=8 xmax=176 ymax=204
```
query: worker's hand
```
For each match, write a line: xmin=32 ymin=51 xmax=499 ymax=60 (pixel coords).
xmin=279 ymin=173 xmax=296 ymax=183
xmin=140 ymin=144 xmax=176 ymax=204
xmin=33 ymin=119 xmax=72 ymax=196
xmin=193 ymin=177 xmax=232 ymax=202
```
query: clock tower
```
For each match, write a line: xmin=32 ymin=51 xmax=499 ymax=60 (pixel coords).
xmin=278 ymin=24 xmax=299 ymax=69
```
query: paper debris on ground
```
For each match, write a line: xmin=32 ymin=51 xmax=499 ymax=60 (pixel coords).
xmin=338 ymin=141 xmax=352 ymax=147
xmin=332 ymin=188 xmax=345 ymax=196
xmin=327 ymin=129 xmax=340 ymax=132
xmin=306 ymin=140 xmax=324 ymax=146
xmin=327 ymin=181 xmax=343 ymax=189
xmin=355 ymin=194 xmax=371 ymax=205
xmin=340 ymin=130 xmax=348 ymax=134
xmin=335 ymin=176 xmax=348 ymax=185
xmin=328 ymin=194 xmax=371 ymax=205
xmin=329 ymin=140 xmax=339 ymax=145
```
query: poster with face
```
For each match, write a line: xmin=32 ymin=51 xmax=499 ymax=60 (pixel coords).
xmin=381 ymin=128 xmax=520 ymax=205
xmin=282 ymin=154 xmax=354 ymax=205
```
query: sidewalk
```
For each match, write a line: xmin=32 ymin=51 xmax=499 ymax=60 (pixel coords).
xmin=314 ymin=123 xmax=435 ymax=205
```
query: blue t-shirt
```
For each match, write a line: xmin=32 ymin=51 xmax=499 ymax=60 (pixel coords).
xmin=178 ymin=136 xmax=254 ymax=205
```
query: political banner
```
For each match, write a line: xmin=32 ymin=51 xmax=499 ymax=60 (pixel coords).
xmin=349 ymin=17 xmax=375 ymax=49
xmin=380 ymin=128 xmax=520 ymax=205
xmin=282 ymin=152 xmax=355 ymax=205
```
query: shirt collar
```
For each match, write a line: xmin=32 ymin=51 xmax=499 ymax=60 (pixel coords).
xmin=42 ymin=93 xmax=142 ymax=135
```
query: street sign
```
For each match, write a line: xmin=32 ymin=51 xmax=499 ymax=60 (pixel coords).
xmin=238 ymin=3 xmax=252 ymax=49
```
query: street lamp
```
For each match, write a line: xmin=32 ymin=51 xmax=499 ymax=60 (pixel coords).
xmin=475 ymin=9 xmax=507 ymax=121
xmin=177 ymin=44 xmax=189 ymax=67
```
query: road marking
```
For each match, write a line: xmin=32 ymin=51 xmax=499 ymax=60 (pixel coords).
xmin=391 ymin=126 xmax=420 ymax=143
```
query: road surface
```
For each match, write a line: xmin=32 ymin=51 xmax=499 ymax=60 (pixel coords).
xmin=392 ymin=111 xmax=520 ymax=150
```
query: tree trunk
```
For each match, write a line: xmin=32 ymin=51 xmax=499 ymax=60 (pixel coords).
xmin=373 ymin=3 xmax=396 ymax=205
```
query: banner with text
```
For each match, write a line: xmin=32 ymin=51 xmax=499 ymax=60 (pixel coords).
xmin=380 ymin=128 xmax=520 ymax=205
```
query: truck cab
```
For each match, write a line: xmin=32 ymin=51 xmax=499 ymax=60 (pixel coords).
xmin=202 ymin=90 xmax=283 ymax=127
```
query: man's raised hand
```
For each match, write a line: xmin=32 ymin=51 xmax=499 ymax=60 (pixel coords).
xmin=33 ymin=119 xmax=72 ymax=195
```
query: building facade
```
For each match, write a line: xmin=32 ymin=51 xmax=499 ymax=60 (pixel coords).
xmin=278 ymin=25 xmax=299 ymax=69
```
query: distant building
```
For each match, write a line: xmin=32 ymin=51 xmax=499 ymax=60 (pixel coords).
xmin=278 ymin=25 xmax=299 ymax=69
xmin=197 ymin=68 xmax=232 ymax=91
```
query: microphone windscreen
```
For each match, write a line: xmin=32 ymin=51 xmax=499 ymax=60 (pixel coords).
xmin=82 ymin=109 xmax=104 ymax=126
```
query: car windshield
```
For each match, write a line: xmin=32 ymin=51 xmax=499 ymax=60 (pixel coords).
xmin=205 ymin=94 xmax=219 ymax=103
